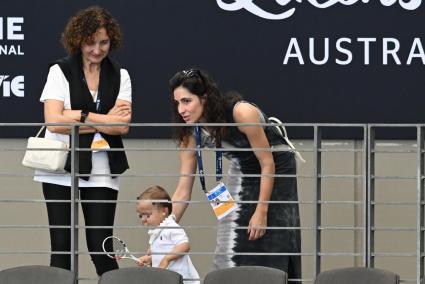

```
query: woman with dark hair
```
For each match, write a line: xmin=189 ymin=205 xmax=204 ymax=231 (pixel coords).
xmin=169 ymin=69 xmax=301 ymax=282
xmin=34 ymin=6 xmax=131 ymax=275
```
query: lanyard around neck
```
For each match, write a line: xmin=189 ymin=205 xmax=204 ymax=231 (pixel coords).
xmin=194 ymin=126 xmax=222 ymax=193
xmin=82 ymin=75 xmax=101 ymax=113
xmin=95 ymin=92 xmax=101 ymax=113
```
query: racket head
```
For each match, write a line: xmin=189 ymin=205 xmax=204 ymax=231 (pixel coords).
xmin=102 ymin=236 xmax=128 ymax=260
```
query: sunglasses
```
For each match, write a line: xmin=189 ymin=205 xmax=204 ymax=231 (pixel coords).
xmin=181 ymin=69 xmax=201 ymax=78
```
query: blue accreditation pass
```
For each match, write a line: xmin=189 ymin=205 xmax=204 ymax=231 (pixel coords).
xmin=206 ymin=182 xmax=238 ymax=220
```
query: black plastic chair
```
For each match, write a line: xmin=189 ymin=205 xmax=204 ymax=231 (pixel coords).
xmin=0 ymin=265 xmax=75 ymax=284
xmin=98 ymin=267 xmax=183 ymax=284
xmin=314 ymin=267 xmax=399 ymax=284
xmin=204 ymin=266 xmax=287 ymax=284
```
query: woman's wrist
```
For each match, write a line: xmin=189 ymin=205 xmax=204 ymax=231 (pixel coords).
xmin=80 ymin=109 xmax=89 ymax=123
xmin=255 ymin=203 xmax=269 ymax=214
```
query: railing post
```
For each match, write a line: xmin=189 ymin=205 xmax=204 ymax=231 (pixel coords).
xmin=70 ymin=124 xmax=79 ymax=283
xmin=367 ymin=125 xmax=375 ymax=268
xmin=362 ymin=125 xmax=368 ymax=266
xmin=416 ymin=125 xmax=424 ymax=284
xmin=313 ymin=125 xmax=322 ymax=276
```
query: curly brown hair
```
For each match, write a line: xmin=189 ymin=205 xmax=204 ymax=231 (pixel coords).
xmin=61 ymin=6 xmax=122 ymax=54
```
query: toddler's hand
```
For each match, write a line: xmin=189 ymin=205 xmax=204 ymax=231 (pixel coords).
xmin=137 ymin=255 xmax=152 ymax=266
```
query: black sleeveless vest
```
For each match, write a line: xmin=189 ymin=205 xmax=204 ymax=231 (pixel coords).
xmin=52 ymin=53 xmax=129 ymax=180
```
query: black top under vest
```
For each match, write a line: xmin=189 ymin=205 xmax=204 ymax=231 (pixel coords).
xmin=51 ymin=53 xmax=129 ymax=180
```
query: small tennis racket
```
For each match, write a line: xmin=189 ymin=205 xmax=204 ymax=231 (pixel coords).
xmin=102 ymin=236 xmax=140 ymax=263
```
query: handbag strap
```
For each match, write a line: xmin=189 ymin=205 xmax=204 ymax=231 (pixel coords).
xmin=269 ymin=117 xmax=306 ymax=163
xmin=35 ymin=126 xmax=45 ymax=137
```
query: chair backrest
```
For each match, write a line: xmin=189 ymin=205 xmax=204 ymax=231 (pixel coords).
xmin=204 ymin=266 xmax=288 ymax=284
xmin=0 ymin=265 xmax=75 ymax=284
xmin=98 ymin=267 xmax=183 ymax=284
xmin=314 ymin=267 xmax=400 ymax=284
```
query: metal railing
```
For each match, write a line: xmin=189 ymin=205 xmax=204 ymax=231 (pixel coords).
xmin=0 ymin=123 xmax=423 ymax=283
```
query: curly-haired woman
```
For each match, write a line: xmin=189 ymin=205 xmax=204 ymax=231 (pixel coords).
xmin=34 ymin=6 xmax=131 ymax=275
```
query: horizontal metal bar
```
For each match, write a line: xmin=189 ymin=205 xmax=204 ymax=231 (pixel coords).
xmin=0 ymin=147 xmax=371 ymax=153
xmin=372 ymin=202 xmax=420 ymax=206
xmin=318 ymin=226 xmax=364 ymax=230
xmin=372 ymin=149 xmax=417 ymax=154
xmin=0 ymin=122 xmax=422 ymax=130
xmin=0 ymin=199 xmax=365 ymax=205
xmin=372 ymin=252 xmax=418 ymax=257
xmin=3 ymin=122 xmax=421 ymax=127
xmin=319 ymin=174 xmax=363 ymax=179
xmin=3 ymin=173 xmax=303 ymax=178
xmin=318 ymin=252 xmax=364 ymax=256
xmin=0 ymin=250 xmax=313 ymax=256
xmin=0 ymin=122 xmax=369 ymax=127
xmin=0 ymin=251 xmax=73 ymax=255
xmin=0 ymin=224 xmax=306 ymax=230
xmin=0 ymin=225 xmax=72 ymax=229
xmin=0 ymin=250 xmax=416 ymax=257
xmin=319 ymin=201 xmax=363 ymax=204
xmin=372 ymin=227 xmax=416 ymax=231
xmin=81 ymin=277 xmax=408 ymax=283
xmin=0 ymin=224 xmax=365 ymax=230
xmin=0 ymin=172 xmax=378 ymax=179
xmin=2 ymin=147 xmax=303 ymax=152
xmin=3 ymin=147 xmax=415 ymax=155
xmin=371 ymin=175 xmax=417 ymax=180
xmin=369 ymin=124 xmax=422 ymax=127
xmin=318 ymin=149 xmax=364 ymax=153
xmin=0 ymin=173 xmax=366 ymax=180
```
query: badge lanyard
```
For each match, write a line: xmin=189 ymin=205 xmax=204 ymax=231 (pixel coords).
xmin=82 ymin=75 xmax=101 ymax=113
xmin=194 ymin=126 xmax=222 ymax=193
xmin=194 ymin=126 xmax=237 ymax=220
xmin=83 ymin=75 xmax=110 ymax=151
xmin=95 ymin=93 xmax=101 ymax=113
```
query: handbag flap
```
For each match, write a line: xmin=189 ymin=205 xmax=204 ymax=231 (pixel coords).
xmin=26 ymin=137 xmax=68 ymax=149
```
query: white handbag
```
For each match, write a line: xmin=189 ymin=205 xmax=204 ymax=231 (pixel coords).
xmin=22 ymin=126 xmax=69 ymax=172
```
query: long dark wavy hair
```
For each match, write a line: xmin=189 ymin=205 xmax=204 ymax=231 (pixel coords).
xmin=169 ymin=69 xmax=231 ymax=145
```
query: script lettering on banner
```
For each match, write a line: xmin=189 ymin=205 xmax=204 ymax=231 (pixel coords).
xmin=216 ymin=0 xmax=422 ymax=20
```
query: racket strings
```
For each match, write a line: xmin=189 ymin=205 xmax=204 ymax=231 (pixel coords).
xmin=112 ymin=238 xmax=127 ymax=258
xmin=103 ymin=237 xmax=127 ymax=259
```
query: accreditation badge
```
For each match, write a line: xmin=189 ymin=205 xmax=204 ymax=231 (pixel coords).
xmin=91 ymin=132 xmax=110 ymax=152
xmin=206 ymin=182 xmax=238 ymax=220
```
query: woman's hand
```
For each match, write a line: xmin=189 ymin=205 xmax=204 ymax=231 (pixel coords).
xmin=248 ymin=209 xmax=267 ymax=241
xmin=108 ymin=102 xmax=131 ymax=117
xmin=158 ymin=257 xmax=170 ymax=269
xmin=85 ymin=99 xmax=132 ymax=135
